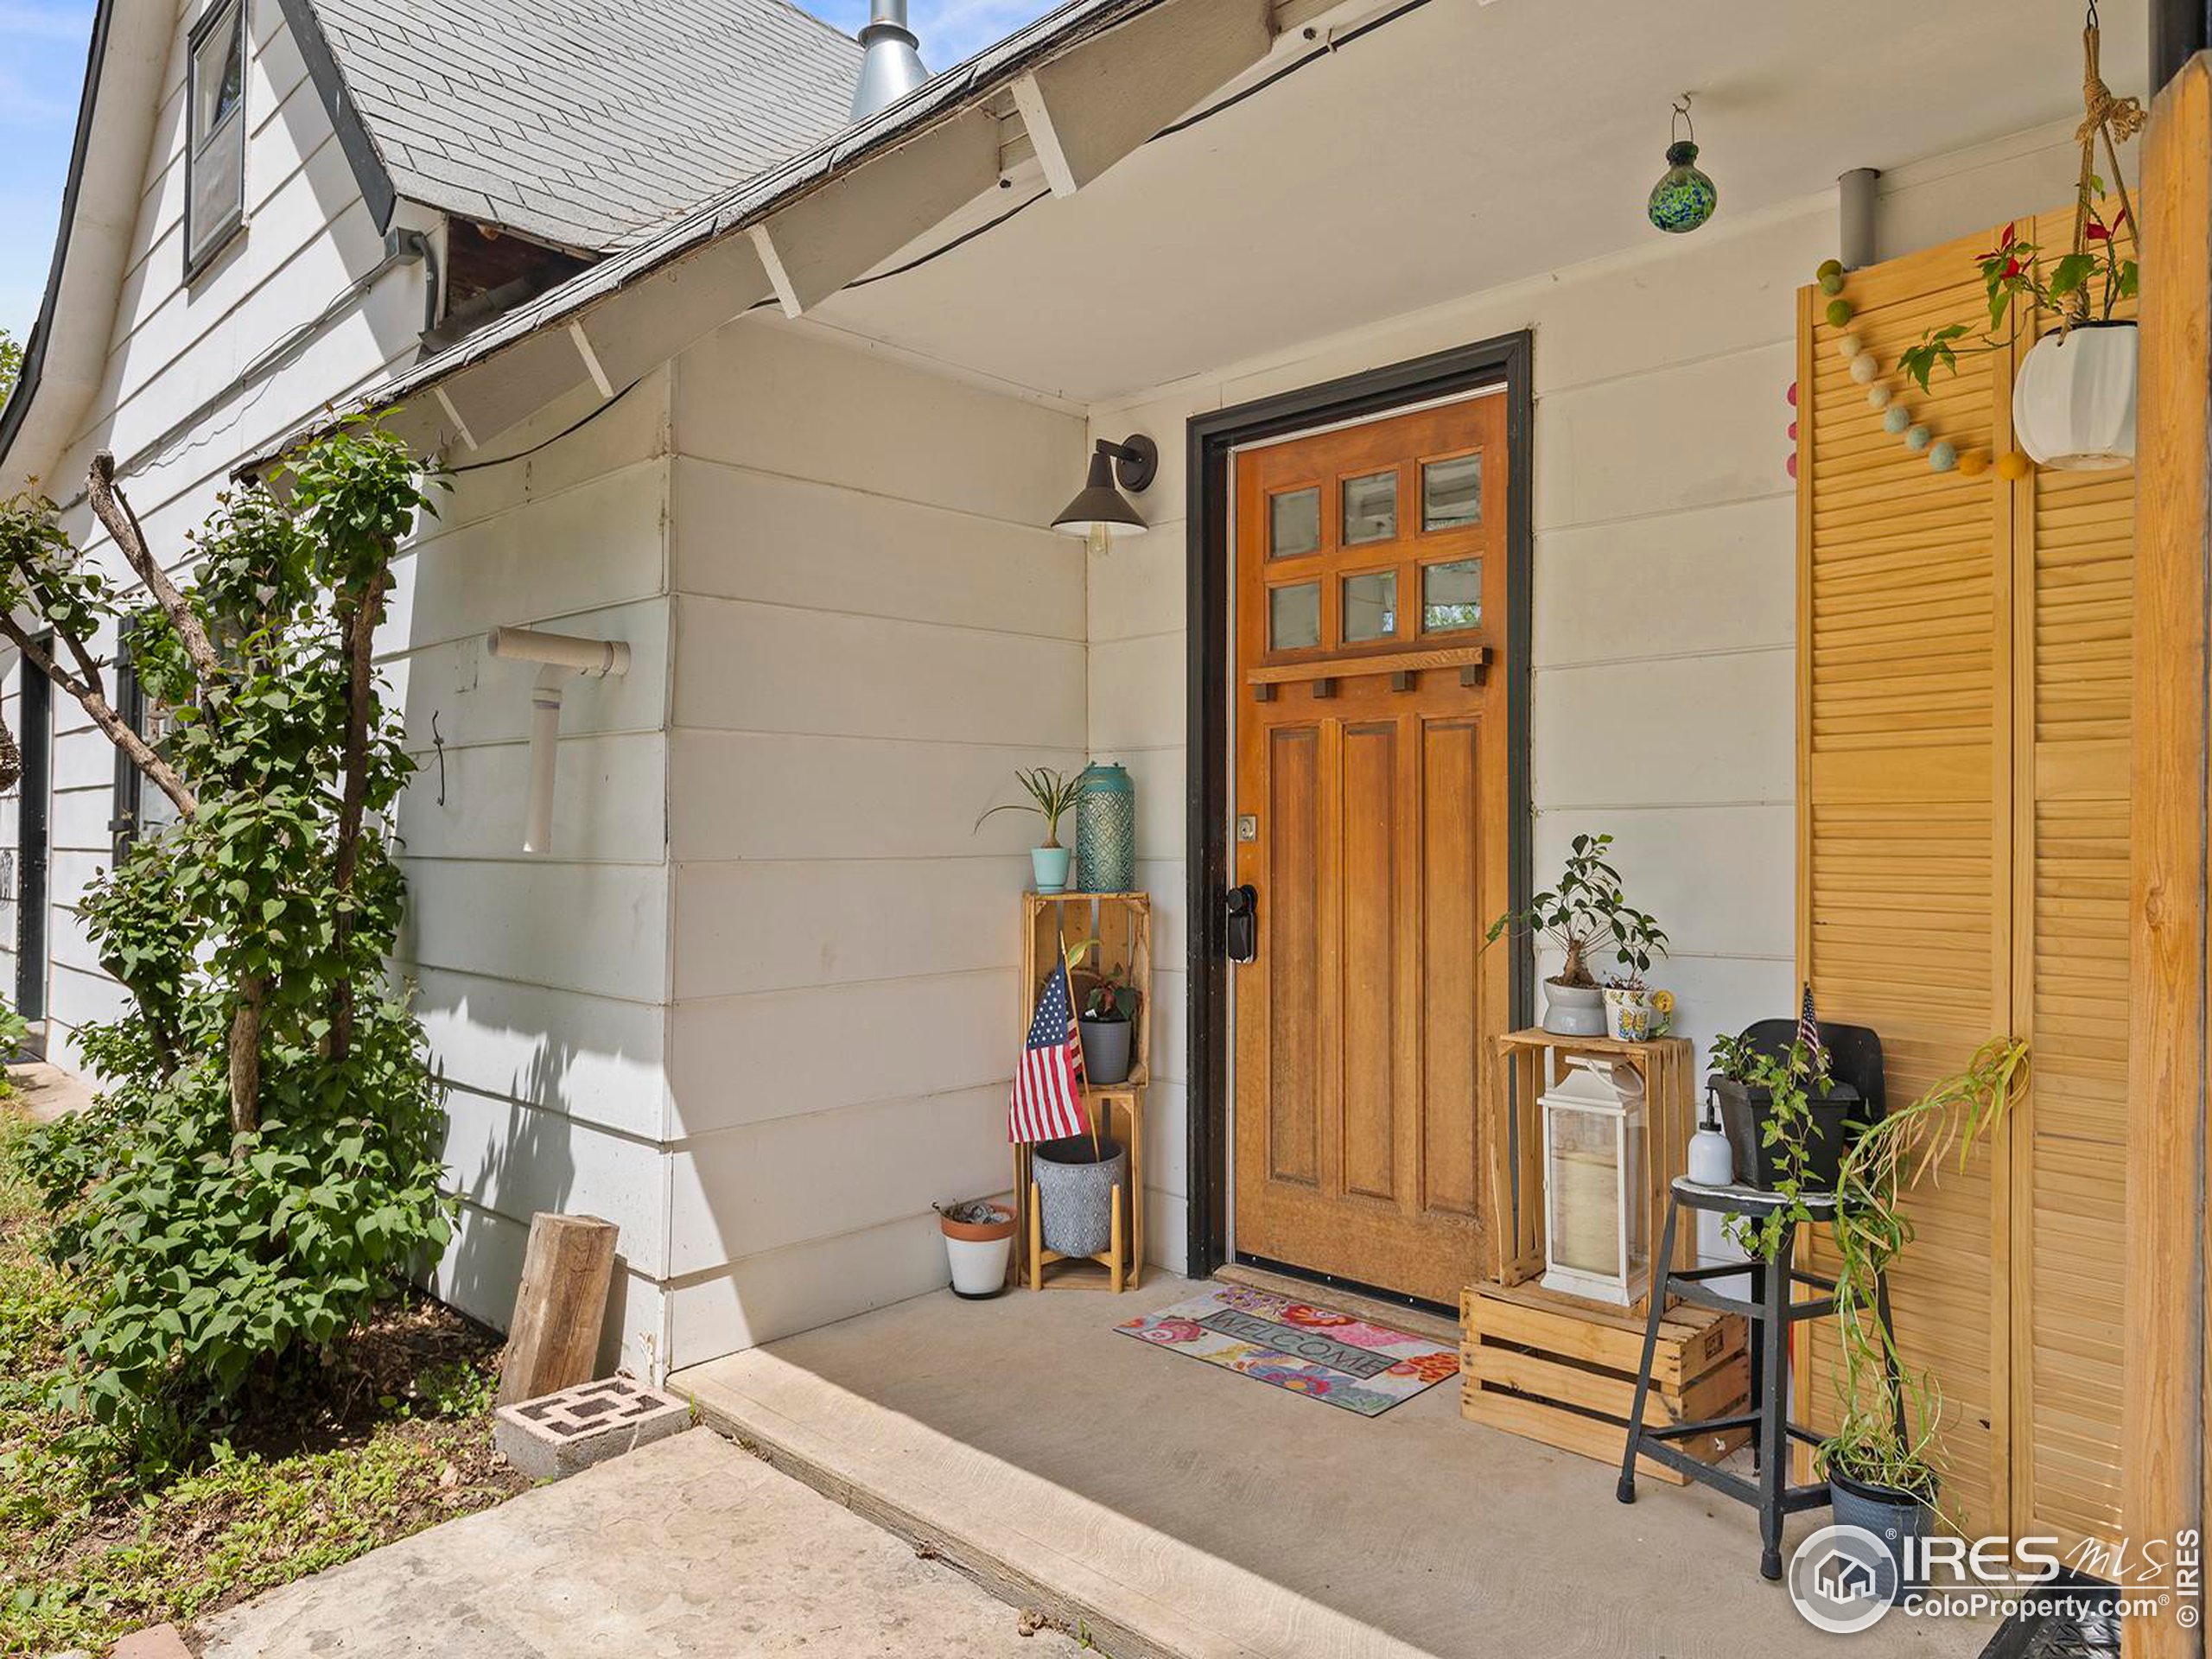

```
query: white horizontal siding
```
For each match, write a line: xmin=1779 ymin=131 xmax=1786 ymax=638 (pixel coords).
xmin=661 ymin=321 xmax=1086 ymax=1368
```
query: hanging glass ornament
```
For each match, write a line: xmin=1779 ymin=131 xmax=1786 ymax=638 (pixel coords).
xmin=1647 ymin=94 xmax=1717 ymax=234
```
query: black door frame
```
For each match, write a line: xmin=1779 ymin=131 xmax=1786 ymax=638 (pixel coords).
xmin=15 ymin=645 xmax=50 ymax=1025
xmin=1182 ymin=331 xmax=1536 ymax=1291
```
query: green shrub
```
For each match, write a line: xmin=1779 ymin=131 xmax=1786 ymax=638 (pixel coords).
xmin=0 ymin=421 xmax=451 ymax=1467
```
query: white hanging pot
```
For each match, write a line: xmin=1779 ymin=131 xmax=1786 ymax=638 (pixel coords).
xmin=2012 ymin=321 xmax=2137 ymax=470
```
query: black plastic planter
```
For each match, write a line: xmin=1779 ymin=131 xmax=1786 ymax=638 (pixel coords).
xmin=1713 ymin=1077 xmax=1859 ymax=1192
xmin=1710 ymin=1017 xmax=1886 ymax=1192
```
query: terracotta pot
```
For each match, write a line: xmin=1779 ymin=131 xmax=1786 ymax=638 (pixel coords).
xmin=939 ymin=1204 xmax=1016 ymax=1298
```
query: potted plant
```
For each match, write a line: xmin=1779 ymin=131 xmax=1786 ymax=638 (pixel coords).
xmin=1817 ymin=1039 xmax=2031 ymax=1599
xmin=1486 ymin=833 xmax=1666 ymax=1036
xmin=1077 ymin=968 xmax=1138 ymax=1085
xmin=1707 ymin=1031 xmax=1846 ymax=1260
xmin=976 ymin=766 xmax=1084 ymax=893
xmin=936 ymin=1198 xmax=1017 ymax=1298
xmin=1896 ymin=25 xmax=2142 ymax=469
xmin=1600 ymin=906 xmax=1671 ymax=1041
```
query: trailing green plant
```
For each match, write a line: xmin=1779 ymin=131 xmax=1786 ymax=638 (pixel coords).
xmin=0 ymin=419 xmax=452 ymax=1468
xmin=974 ymin=766 xmax=1084 ymax=848
xmin=1716 ymin=1038 xmax=1832 ymax=1261
xmin=1484 ymin=832 xmax=1667 ymax=988
xmin=1817 ymin=1038 xmax=2030 ymax=1515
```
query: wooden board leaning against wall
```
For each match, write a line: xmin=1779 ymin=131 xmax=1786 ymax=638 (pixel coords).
xmin=1795 ymin=203 xmax=2134 ymax=1555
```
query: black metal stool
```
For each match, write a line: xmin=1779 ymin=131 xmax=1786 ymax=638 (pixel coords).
xmin=1615 ymin=1176 xmax=1905 ymax=1582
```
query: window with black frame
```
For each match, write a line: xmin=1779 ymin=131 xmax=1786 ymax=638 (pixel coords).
xmin=184 ymin=0 xmax=248 ymax=276
xmin=110 ymin=624 xmax=181 ymax=857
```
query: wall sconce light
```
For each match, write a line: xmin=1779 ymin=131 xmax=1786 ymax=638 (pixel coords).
xmin=1052 ymin=434 xmax=1158 ymax=548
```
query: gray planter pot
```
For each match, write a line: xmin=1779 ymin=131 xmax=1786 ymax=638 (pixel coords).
xmin=1078 ymin=1015 xmax=1133 ymax=1084
xmin=1827 ymin=1467 xmax=1935 ymax=1604
xmin=1541 ymin=979 xmax=1605 ymax=1035
xmin=1033 ymin=1135 xmax=1127 ymax=1257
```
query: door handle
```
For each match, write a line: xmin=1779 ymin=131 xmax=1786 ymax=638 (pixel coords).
xmin=1222 ymin=884 xmax=1257 ymax=963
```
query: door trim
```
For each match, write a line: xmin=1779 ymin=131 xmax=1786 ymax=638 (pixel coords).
xmin=1184 ymin=331 xmax=1535 ymax=1283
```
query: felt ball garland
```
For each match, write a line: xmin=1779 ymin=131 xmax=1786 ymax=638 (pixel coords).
xmin=1792 ymin=257 xmax=2034 ymax=481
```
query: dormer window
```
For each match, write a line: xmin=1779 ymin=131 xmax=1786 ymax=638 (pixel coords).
xmin=185 ymin=0 xmax=247 ymax=276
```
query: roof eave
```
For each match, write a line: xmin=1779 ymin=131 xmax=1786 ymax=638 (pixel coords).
xmin=243 ymin=0 xmax=1282 ymax=474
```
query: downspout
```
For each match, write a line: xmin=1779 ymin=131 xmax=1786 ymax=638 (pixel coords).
xmin=485 ymin=626 xmax=631 ymax=854
xmin=1838 ymin=167 xmax=1881 ymax=270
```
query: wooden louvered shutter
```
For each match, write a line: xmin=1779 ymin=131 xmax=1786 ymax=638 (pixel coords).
xmin=1796 ymin=207 xmax=2132 ymax=1554
xmin=2005 ymin=201 xmax=2133 ymax=1557
xmin=1798 ymin=227 xmax=2014 ymax=1541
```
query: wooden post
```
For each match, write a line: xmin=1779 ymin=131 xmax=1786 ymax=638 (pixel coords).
xmin=2126 ymin=51 xmax=2210 ymax=1659
xmin=497 ymin=1212 xmax=619 ymax=1407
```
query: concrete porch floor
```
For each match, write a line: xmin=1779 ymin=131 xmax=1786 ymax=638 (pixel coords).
xmin=677 ymin=1275 xmax=1993 ymax=1659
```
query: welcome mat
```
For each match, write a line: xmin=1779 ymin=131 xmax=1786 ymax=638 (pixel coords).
xmin=1116 ymin=1284 xmax=1459 ymax=1416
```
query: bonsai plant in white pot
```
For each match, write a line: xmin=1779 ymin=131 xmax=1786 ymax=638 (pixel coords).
xmin=975 ymin=766 xmax=1084 ymax=893
xmin=1485 ymin=833 xmax=1666 ymax=1037
xmin=936 ymin=1198 xmax=1017 ymax=1298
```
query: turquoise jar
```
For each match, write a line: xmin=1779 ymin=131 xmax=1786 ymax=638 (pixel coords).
xmin=1075 ymin=762 xmax=1136 ymax=893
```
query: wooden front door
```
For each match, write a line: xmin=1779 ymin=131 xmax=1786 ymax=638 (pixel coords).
xmin=1231 ymin=394 xmax=1513 ymax=1306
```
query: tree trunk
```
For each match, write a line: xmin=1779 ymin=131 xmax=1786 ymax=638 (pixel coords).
xmin=325 ymin=568 xmax=389 ymax=1066
xmin=227 ymin=976 xmax=265 ymax=1135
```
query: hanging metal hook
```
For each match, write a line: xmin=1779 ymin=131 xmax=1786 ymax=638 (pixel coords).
xmin=1671 ymin=92 xmax=1697 ymax=147
xmin=431 ymin=709 xmax=448 ymax=807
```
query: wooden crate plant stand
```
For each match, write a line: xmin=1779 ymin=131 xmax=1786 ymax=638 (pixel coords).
xmin=1461 ymin=1282 xmax=1751 ymax=1486
xmin=1486 ymin=1029 xmax=1694 ymax=1304
xmin=1011 ymin=893 xmax=1151 ymax=1291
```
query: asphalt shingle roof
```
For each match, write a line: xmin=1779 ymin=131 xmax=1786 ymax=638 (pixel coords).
xmin=296 ymin=0 xmax=865 ymax=252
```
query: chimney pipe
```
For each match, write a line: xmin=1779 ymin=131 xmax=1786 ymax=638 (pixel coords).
xmin=850 ymin=0 xmax=929 ymax=123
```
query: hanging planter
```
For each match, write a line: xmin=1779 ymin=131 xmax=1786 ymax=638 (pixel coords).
xmin=1893 ymin=7 xmax=2144 ymax=471
xmin=2012 ymin=318 xmax=2138 ymax=470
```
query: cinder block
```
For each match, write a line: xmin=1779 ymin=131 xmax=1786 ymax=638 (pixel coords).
xmin=493 ymin=1376 xmax=691 ymax=1481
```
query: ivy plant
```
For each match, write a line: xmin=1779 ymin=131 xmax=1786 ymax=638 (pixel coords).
xmin=0 ymin=419 xmax=452 ymax=1468
xmin=1713 ymin=1036 xmax=1832 ymax=1261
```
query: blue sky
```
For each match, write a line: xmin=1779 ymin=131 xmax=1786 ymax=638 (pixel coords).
xmin=0 ymin=0 xmax=1054 ymax=348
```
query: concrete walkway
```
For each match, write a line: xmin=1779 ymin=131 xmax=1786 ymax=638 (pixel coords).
xmin=194 ymin=1428 xmax=1084 ymax=1656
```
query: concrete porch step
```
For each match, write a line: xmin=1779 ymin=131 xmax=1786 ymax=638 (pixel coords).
xmin=674 ymin=1275 xmax=1991 ymax=1659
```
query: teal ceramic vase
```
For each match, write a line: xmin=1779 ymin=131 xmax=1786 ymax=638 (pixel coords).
xmin=1031 ymin=846 xmax=1071 ymax=893
xmin=1076 ymin=762 xmax=1136 ymax=893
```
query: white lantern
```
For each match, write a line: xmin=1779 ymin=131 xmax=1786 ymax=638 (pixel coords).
xmin=1540 ymin=1057 xmax=1649 ymax=1306
xmin=2012 ymin=322 xmax=2138 ymax=470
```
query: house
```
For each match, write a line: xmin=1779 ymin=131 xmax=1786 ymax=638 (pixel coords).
xmin=7 ymin=0 xmax=2211 ymax=1649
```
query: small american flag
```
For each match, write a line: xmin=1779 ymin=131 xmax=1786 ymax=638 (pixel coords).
xmin=1010 ymin=960 xmax=1090 ymax=1144
xmin=1797 ymin=982 xmax=1826 ymax=1071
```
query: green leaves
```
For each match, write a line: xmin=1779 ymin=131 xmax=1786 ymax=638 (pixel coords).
xmin=1484 ymin=830 xmax=1668 ymax=988
xmin=16 ymin=423 xmax=448 ymax=1471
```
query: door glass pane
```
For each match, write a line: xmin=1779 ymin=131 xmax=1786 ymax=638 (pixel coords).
xmin=1342 ymin=471 xmax=1397 ymax=544
xmin=1268 ymin=582 xmax=1320 ymax=650
xmin=1422 ymin=454 xmax=1482 ymax=531
xmin=1268 ymin=488 xmax=1319 ymax=559
xmin=1342 ymin=569 xmax=1396 ymax=644
xmin=1421 ymin=558 xmax=1483 ymax=632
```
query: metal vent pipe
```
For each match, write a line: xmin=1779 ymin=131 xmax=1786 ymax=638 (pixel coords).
xmin=850 ymin=0 xmax=929 ymax=123
xmin=1839 ymin=167 xmax=1882 ymax=270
